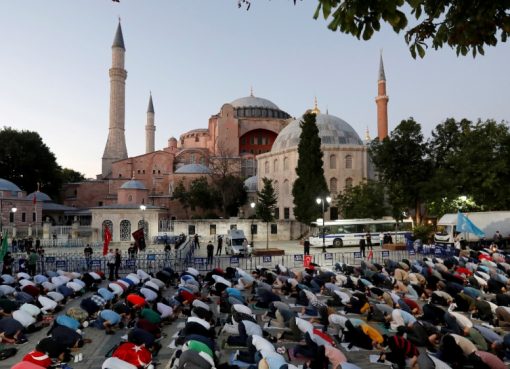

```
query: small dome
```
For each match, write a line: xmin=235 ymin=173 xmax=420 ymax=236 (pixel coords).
xmin=26 ymin=191 xmax=51 ymax=202
xmin=174 ymin=164 xmax=211 ymax=174
xmin=230 ymin=96 xmax=280 ymax=110
xmin=244 ymin=176 xmax=258 ymax=192
xmin=271 ymin=113 xmax=363 ymax=152
xmin=120 ymin=179 xmax=147 ymax=190
xmin=0 ymin=178 xmax=22 ymax=193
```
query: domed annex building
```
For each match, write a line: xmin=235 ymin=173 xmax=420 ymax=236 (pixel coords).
xmin=63 ymin=21 xmax=390 ymax=241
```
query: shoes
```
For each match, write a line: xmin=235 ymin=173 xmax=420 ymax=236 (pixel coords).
xmin=16 ymin=337 xmax=28 ymax=345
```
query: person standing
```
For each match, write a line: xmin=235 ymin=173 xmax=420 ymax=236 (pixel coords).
xmin=84 ymin=244 xmax=93 ymax=269
xmin=379 ymin=232 xmax=384 ymax=247
xmin=27 ymin=250 xmax=38 ymax=276
xmin=2 ymin=252 xmax=14 ymax=275
xmin=207 ymin=241 xmax=214 ymax=265
xmin=366 ymin=233 xmax=373 ymax=250
xmin=304 ymin=240 xmax=310 ymax=255
xmin=194 ymin=234 xmax=200 ymax=250
xmin=107 ymin=249 xmax=115 ymax=281
xmin=359 ymin=237 xmax=366 ymax=258
xmin=114 ymin=249 xmax=122 ymax=279
xmin=216 ymin=235 xmax=223 ymax=256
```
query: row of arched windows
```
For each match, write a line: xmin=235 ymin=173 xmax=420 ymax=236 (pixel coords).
xmin=102 ymin=220 xmax=148 ymax=241
xmin=329 ymin=154 xmax=353 ymax=169
xmin=329 ymin=177 xmax=353 ymax=193
xmin=265 ymin=157 xmax=289 ymax=174
xmin=270 ymin=177 xmax=353 ymax=198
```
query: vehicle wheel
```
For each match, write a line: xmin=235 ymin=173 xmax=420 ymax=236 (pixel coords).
xmin=333 ymin=238 xmax=343 ymax=248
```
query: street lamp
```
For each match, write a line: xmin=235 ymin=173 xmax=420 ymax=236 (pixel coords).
xmin=316 ymin=196 xmax=331 ymax=253
xmin=140 ymin=205 xmax=146 ymax=233
xmin=250 ymin=202 xmax=256 ymax=248
xmin=11 ymin=207 xmax=17 ymax=238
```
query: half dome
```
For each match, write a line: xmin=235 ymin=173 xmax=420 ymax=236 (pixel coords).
xmin=0 ymin=178 xmax=21 ymax=193
xmin=271 ymin=113 xmax=363 ymax=152
xmin=120 ymin=179 xmax=147 ymax=190
xmin=244 ymin=176 xmax=258 ymax=192
xmin=174 ymin=164 xmax=211 ymax=174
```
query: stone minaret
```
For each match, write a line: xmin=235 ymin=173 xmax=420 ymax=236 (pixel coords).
xmin=145 ymin=93 xmax=155 ymax=153
xmin=375 ymin=52 xmax=389 ymax=140
xmin=102 ymin=21 xmax=128 ymax=178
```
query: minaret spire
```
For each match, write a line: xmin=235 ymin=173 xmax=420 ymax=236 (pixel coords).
xmin=146 ymin=92 xmax=156 ymax=153
xmin=375 ymin=50 xmax=389 ymax=140
xmin=102 ymin=21 xmax=128 ymax=177
xmin=311 ymin=96 xmax=321 ymax=115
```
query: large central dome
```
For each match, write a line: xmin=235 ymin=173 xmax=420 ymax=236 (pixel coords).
xmin=230 ymin=96 xmax=280 ymax=110
xmin=229 ymin=95 xmax=291 ymax=119
xmin=271 ymin=113 xmax=363 ymax=152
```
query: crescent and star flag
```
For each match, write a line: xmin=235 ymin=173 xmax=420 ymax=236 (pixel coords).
xmin=457 ymin=211 xmax=485 ymax=237
xmin=103 ymin=226 xmax=112 ymax=256
xmin=132 ymin=228 xmax=146 ymax=251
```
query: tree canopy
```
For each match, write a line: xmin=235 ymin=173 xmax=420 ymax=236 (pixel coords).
xmin=292 ymin=112 xmax=329 ymax=225
xmin=256 ymin=177 xmax=278 ymax=249
xmin=0 ymin=127 xmax=84 ymax=200
xmin=369 ymin=117 xmax=510 ymax=223
xmin=336 ymin=180 xmax=388 ymax=219
xmin=237 ymin=0 xmax=510 ymax=58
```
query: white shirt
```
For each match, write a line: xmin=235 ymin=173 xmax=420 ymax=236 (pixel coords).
xmin=126 ymin=274 xmax=140 ymax=285
xmin=47 ymin=291 xmax=65 ymax=302
xmin=450 ymin=311 xmax=473 ymax=329
xmin=136 ymin=269 xmax=150 ymax=281
xmin=38 ymin=296 xmax=58 ymax=312
xmin=20 ymin=303 xmax=41 ymax=317
xmin=140 ymin=287 xmax=157 ymax=302
xmin=13 ymin=309 xmax=36 ymax=327
xmin=0 ymin=285 xmax=15 ymax=296
xmin=66 ymin=282 xmax=83 ymax=292
xmin=42 ymin=282 xmax=56 ymax=291
xmin=156 ymin=302 xmax=173 ymax=318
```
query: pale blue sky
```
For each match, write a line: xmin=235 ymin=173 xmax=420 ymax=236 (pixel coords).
xmin=0 ymin=1 xmax=508 ymax=178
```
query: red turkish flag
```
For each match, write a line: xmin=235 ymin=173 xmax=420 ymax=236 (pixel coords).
xmin=112 ymin=342 xmax=152 ymax=367
xmin=303 ymin=255 xmax=313 ymax=268
xmin=103 ymin=226 xmax=112 ymax=256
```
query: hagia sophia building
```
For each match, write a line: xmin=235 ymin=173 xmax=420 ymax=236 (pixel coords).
xmin=59 ymin=21 xmax=389 ymax=235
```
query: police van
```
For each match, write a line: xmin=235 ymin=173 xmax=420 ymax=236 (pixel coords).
xmin=225 ymin=229 xmax=251 ymax=256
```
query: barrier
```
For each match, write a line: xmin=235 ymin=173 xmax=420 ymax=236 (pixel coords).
xmin=1 ymin=246 xmax=431 ymax=276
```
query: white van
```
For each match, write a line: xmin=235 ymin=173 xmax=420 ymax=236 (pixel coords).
xmin=225 ymin=229 xmax=251 ymax=256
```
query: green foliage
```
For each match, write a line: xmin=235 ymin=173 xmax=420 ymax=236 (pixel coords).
xmin=218 ymin=175 xmax=248 ymax=217
xmin=188 ymin=177 xmax=218 ymax=211
xmin=61 ymin=168 xmax=86 ymax=183
xmin=413 ymin=224 xmax=434 ymax=243
xmin=173 ymin=180 xmax=190 ymax=214
xmin=292 ymin=112 xmax=329 ymax=225
xmin=0 ymin=127 xmax=63 ymax=199
xmin=256 ymin=177 xmax=278 ymax=223
xmin=256 ymin=177 xmax=278 ymax=249
xmin=369 ymin=118 xmax=431 ymax=224
xmin=336 ymin=180 xmax=388 ymax=219
xmin=310 ymin=0 xmax=510 ymax=58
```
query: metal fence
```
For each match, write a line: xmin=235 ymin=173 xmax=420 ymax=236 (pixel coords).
xmin=2 ymin=242 xmax=456 ymax=277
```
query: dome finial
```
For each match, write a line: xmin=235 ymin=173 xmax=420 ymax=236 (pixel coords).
xmin=311 ymin=96 xmax=321 ymax=115
xmin=365 ymin=126 xmax=371 ymax=141
xmin=250 ymin=86 xmax=254 ymax=97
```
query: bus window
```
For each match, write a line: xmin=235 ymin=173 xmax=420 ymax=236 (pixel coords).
xmin=399 ymin=222 xmax=413 ymax=231
xmin=343 ymin=225 xmax=357 ymax=233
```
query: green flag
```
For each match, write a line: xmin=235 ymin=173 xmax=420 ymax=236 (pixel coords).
xmin=0 ymin=231 xmax=8 ymax=259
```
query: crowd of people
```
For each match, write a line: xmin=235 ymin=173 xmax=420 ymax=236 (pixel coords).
xmin=1 ymin=240 xmax=510 ymax=369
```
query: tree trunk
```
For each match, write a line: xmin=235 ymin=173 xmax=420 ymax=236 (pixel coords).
xmin=415 ymin=200 xmax=422 ymax=225
xmin=266 ymin=222 xmax=269 ymax=249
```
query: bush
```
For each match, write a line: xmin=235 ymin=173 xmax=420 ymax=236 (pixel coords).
xmin=413 ymin=224 xmax=434 ymax=243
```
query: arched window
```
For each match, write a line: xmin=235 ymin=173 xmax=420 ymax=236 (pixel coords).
xmin=128 ymin=195 xmax=133 ymax=202
xmin=283 ymin=157 xmax=289 ymax=170
xmin=102 ymin=220 xmax=113 ymax=242
xmin=138 ymin=220 xmax=148 ymax=240
xmin=264 ymin=161 xmax=269 ymax=174
xmin=283 ymin=179 xmax=289 ymax=195
xmin=120 ymin=220 xmax=131 ymax=241
xmin=273 ymin=180 xmax=279 ymax=197
xmin=345 ymin=177 xmax=353 ymax=188
xmin=273 ymin=159 xmax=279 ymax=172
xmin=329 ymin=155 xmax=336 ymax=169
xmin=345 ymin=155 xmax=353 ymax=169
xmin=330 ymin=178 xmax=338 ymax=194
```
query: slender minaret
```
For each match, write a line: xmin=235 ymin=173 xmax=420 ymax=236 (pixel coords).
xmin=145 ymin=93 xmax=155 ymax=153
xmin=375 ymin=52 xmax=389 ymax=140
xmin=102 ymin=21 xmax=128 ymax=177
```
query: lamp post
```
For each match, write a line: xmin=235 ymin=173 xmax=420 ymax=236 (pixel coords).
xmin=140 ymin=205 xmax=146 ymax=233
xmin=11 ymin=207 xmax=17 ymax=238
xmin=250 ymin=202 xmax=256 ymax=248
xmin=316 ymin=196 xmax=331 ymax=253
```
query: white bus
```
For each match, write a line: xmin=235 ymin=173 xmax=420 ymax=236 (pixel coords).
xmin=309 ymin=218 xmax=414 ymax=248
